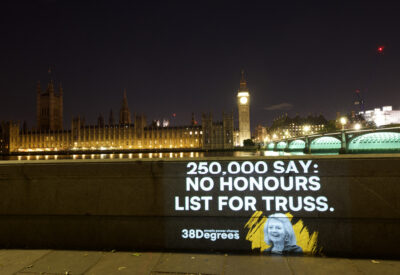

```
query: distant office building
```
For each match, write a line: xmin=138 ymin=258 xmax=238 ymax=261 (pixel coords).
xmin=271 ymin=123 xmax=325 ymax=139
xmin=284 ymin=123 xmax=325 ymax=137
xmin=359 ymin=106 xmax=400 ymax=127
xmin=269 ymin=114 xmax=327 ymax=139
xmin=254 ymin=125 xmax=268 ymax=143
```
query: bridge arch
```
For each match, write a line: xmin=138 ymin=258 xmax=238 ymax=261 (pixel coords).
xmin=348 ymin=132 xmax=400 ymax=152
xmin=276 ymin=141 xmax=287 ymax=150
xmin=288 ymin=140 xmax=305 ymax=151
xmin=310 ymin=136 xmax=341 ymax=152
xmin=267 ymin=142 xmax=275 ymax=150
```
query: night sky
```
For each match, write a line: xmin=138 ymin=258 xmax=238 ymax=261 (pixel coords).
xmin=1 ymin=0 xmax=400 ymax=130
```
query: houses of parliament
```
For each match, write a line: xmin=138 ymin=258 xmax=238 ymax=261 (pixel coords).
xmin=0 ymin=72 xmax=251 ymax=154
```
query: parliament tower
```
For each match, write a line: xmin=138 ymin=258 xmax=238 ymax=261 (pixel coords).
xmin=0 ymin=71 xmax=237 ymax=154
xmin=237 ymin=70 xmax=250 ymax=146
xmin=119 ymin=89 xmax=131 ymax=125
xmin=36 ymin=80 xmax=63 ymax=130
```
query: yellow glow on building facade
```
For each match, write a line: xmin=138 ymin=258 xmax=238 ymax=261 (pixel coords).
xmin=15 ymin=123 xmax=203 ymax=152
xmin=237 ymin=70 xmax=251 ymax=146
xmin=0 ymin=78 xmax=235 ymax=153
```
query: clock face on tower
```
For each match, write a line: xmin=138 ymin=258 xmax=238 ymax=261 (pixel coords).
xmin=239 ymin=96 xmax=248 ymax=105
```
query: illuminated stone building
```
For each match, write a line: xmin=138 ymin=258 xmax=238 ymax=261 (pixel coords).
xmin=119 ymin=89 xmax=131 ymax=125
xmin=269 ymin=114 xmax=327 ymax=139
xmin=36 ymin=80 xmax=63 ymax=131
xmin=254 ymin=125 xmax=268 ymax=143
xmin=202 ymin=112 xmax=234 ymax=150
xmin=281 ymin=123 xmax=325 ymax=137
xmin=359 ymin=106 xmax=400 ymax=127
xmin=237 ymin=70 xmax=251 ymax=146
xmin=0 ymin=79 xmax=234 ymax=154
xmin=0 ymin=121 xmax=20 ymax=154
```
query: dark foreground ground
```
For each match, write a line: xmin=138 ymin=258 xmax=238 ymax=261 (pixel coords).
xmin=0 ymin=250 xmax=399 ymax=275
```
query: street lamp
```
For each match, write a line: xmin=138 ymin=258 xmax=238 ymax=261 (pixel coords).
xmin=303 ymin=125 xmax=311 ymax=135
xmin=339 ymin=117 xmax=348 ymax=154
xmin=302 ymin=125 xmax=311 ymax=154
xmin=340 ymin=117 xmax=347 ymax=130
xmin=354 ymin=123 xmax=361 ymax=131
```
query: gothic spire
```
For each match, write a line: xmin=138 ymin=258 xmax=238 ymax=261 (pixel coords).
xmin=122 ymin=88 xmax=128 ymax=108
xmin=191 ymin=112 xmax=196 ymax=126
xmin=119 ymin=89 xmax=131 ymax=125
xmin=58 ymin=82 xmax=63 ymax=96
xmin=109 ymin=109 xmax=115 ymax=125
xmin=98 ymin=113 xmax=105 ymax=127
xmin=239 ymin=69 xmax=247 ymax=91
xmin=47 ymin=79 xmax=54 ymax=94
xmin=36 ymin=81 xmax=41 ymax=95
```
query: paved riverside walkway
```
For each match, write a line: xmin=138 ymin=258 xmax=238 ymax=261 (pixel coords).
xmin=1 ymin=250 xmax=399 ymax=275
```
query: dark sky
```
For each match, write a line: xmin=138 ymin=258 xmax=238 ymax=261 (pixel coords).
xmin=1 ymin=0 xmax=400 ymax=129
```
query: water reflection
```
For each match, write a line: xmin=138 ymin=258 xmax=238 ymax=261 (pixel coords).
xmin=8 ymin=150 xmax=337 ymax=161
xmin=264 ymin=151 xmax=288 ymax=156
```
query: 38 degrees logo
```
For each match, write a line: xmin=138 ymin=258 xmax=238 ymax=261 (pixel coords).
xmin=174 ymin=160 xmax=335 ymax=213
xmin=181 ymin=229 xmax=240 ymax=242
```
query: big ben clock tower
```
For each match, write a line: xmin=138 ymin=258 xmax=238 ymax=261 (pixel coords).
xmin=237 ymin=69 xmax=250 ymax=146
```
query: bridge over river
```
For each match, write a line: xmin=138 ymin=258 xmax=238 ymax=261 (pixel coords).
xmin=267 ymin=126 xmax=400 ymax=154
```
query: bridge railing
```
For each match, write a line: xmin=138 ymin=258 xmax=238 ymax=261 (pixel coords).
xmin=267 ymin=126 xmax=400 ymax=153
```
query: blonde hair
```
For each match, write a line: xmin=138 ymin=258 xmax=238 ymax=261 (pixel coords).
xmin=264 ymin=213 xmax=296 ymax=246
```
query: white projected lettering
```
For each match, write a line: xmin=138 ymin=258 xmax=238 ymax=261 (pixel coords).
xmin=174 ymin=160 xmax=335 ymax=213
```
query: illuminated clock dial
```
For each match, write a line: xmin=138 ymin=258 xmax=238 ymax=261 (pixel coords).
xmin=240 ymin=96 xmax=248 ymax=104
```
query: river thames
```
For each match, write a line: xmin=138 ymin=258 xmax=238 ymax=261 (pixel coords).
xmin=2 ymin=150 xmax=337 ymax=161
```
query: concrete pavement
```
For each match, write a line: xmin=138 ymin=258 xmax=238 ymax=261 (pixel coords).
xmin=0 ymin=250 xmax=399 ymax=275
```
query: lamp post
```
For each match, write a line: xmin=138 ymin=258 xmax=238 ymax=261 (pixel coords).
xmin=303 ymin=125 xmax=311 ymax=154
xmin=303 ymin=125 xmax=311 ymax=135
xmin=339 ymin=117 xmax=348 ymax=154
xmin=340 ymin=117 xmax=347 ymax=130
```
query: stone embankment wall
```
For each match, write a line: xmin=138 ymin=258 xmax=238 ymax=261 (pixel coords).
xmin=0 ymin=155 xmax=399 ymax=258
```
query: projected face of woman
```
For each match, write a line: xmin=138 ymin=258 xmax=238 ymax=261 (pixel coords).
xmin=268 ymin=219 xmax=286 ymax=244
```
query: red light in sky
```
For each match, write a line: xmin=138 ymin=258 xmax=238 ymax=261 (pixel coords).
xmin=377 ymin=46 xmax=384 ymax=53
xmin=172 ymin=113 xmax=176 ymax=117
